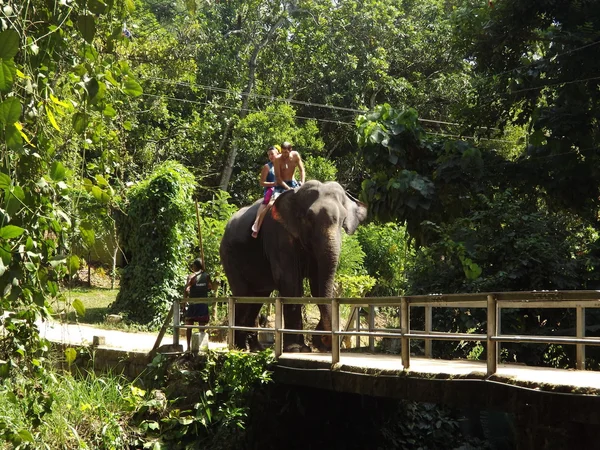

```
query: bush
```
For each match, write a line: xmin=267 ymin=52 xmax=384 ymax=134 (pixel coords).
xmin=110 ymin=161 xmax=197 ymax=327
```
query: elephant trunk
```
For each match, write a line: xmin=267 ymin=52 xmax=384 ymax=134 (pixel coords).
xmin=311 ymin=225 xmax=340 ymax=350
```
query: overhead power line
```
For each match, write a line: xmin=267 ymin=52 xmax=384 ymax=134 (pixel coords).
xmin=140 ymin=93 xmax=519 ymax=144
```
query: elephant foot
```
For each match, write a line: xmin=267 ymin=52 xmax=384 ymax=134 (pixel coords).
xmin=312 ymin=334 xmax=332 ymax=353
xmin=284 ymin=343 xmax=312 ymax=353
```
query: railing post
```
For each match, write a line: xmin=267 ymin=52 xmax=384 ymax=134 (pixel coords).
xmin=227 ymin=297 xmax=235 ymax=350
xmin=487 ymin=294 xmax=497 ymax=376
xmin=576 ymin=306 xmax=586 ymax=370
xmin=400 ymin=297 xmax=410 ymax=369
xmin=275 ymin=297 xmax=283 ymax=358
xmin=355 ymin=307 xmax=361 ymax=348
xmin=424 ymin=305 xmax=432 ymax=358
xmin=369 ymin=305 xmax=375 ymax=352
xmin=332 ymin=298 xmax=340 ymax=365
xmin=173 ymin=298 xmax=180 ymax=347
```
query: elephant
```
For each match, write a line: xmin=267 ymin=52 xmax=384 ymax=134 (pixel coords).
xmin=219 ymin=180 xmax=367 ymax=352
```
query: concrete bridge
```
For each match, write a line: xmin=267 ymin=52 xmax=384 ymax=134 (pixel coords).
xmin=40 ymin=290 xmax=600 ymax=448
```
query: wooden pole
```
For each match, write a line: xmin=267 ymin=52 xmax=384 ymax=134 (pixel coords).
xmin=194 ymin=201 xmax=205 ymax=270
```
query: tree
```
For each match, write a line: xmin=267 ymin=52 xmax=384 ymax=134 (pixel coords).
xmin=111 ymin=161 xmax=196 ymax=327
xmin=453 ymin=0 xmax=600 ymax=222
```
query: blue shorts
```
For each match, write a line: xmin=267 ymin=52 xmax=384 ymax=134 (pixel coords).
xmin=274 ymin=180 xmax=299 ymax=195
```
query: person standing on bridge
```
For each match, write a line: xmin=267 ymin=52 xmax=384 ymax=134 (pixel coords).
xmin=183 ymin=257 xmax=216 ymax=350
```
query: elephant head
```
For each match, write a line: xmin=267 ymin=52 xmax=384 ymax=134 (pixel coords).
xmin=264 ymin=180 xmax=368 ymax=350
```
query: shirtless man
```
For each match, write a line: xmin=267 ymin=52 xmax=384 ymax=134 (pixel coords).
xmin=273 ymin=141 xmax=305 ymax=195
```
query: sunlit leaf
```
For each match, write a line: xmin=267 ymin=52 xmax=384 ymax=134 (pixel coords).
xmin=17 ymin=429 xmax=34 ymax=442
xmin=67 ymin=254 xmax=80 ymax=274
xmin=14 ymin=122 xmax=35 ymax=147
xmin=0 ymin=225 xmax=25 ymax=239
xmin=125 ymin=0 xmax=135 ymax=13
xmin=102 ymin=104 xmax=117 ymax=117
xmin=72 ymin=298 xmax=86 ymax=317
xmin=65 ymin=348 xmax=77 ymax=365
xmin=45 ymin=105 xmax=61 ymax=131
xmin=123 ymin=78 xmax=143 ymax=97
xmin=79 ymin=225 xmax=95 ymax=248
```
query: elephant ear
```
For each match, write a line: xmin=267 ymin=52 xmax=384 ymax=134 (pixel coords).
xmin=270 ymin=189 xmax=303 ymax=238
xmin=343 ymin=194 xmax=368 ymax=235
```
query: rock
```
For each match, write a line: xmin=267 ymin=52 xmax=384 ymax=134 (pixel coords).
xmin=105 ymin=314 xmax=122 ymax=324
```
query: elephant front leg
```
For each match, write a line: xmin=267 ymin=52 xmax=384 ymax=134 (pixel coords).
xmin=235 ymin=303 xmax=263 ymax=351
xmin=283 ymin=304 xmax=311 ymax=352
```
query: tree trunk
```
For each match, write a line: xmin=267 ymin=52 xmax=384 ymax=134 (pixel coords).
xmin=219 ymin=16 xmax=286 ymax=191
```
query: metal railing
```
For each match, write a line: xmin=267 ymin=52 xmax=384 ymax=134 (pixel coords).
xmin=172 ymin=290 xmax=600 ymax=375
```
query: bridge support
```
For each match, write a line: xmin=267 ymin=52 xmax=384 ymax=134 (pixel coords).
xmin=486 ymin=294 xmax=497 ymax=375
xmin=400 ymin=297 xmax=409 ymax=369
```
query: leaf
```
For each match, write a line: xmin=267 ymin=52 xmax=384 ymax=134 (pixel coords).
xmin=5 ymin=123 xmax=22 ymax=149
xmin=72 ymin=112 xmax=89 ymax=134
xmin=85 ymin=77 xmax=100 ymax=101
xmin=50 ymin=94 xmax=69 ymax=108
xmin=123 ymin=78 xmax=143 ymax=97
xmin=0 ymin=58 xmax=16 ymax=91
xmin=0 ymin=30 xmax=19 ymax=59
xmin=65 ymin=347 xmax=77 ymax=365
xmin=14 ymin=122 xmax=35 ymax=147
xmin=50 ymin=161 xmax=66 ymax=181
xmin=67 ymin=254 xmax=80 ymax=274
xmin=0 ymin=360 xmax=9 ymax=378
xmin=72 ymin=298 xmax=86 ymax=317
xmin=102 ymin=104 xmax=116 ymax=118
xmin=77 ymin=15 xmax=96 ymax=44
xmin=91 ymin=185 xmax=110 ymax=203
xmin=45 ymin=105 xmax=61 ymax=131
xmin=88 ymin=0 xmax=107 ymax=14
xmin=0 ymin=172 xmax=10 ymax=189
xmin=17 ymin=429 xmax=34 ymax=442
xmin=125 ymin=0 xmax=135 ymax=13
xmin=0 ymin=225 xmax=25 ymax=239
xmin=79 ymin=226 xmax=95 ymax=248
xmin=0 ymin=97 xmax=21 ymax=125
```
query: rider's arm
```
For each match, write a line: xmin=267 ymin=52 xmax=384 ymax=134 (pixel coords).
xmin=260 ymin=164 xmax=276 ymax=188
xmin=296 ymin=152 xmax=306 ymax=185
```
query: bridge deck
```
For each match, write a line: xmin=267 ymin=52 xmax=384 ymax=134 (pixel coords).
xmin=278 ymin=352 xmax=600 ymax=392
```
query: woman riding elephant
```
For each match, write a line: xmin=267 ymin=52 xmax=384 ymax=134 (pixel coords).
xmin=219 ymin=180 xmax=367 ymax=352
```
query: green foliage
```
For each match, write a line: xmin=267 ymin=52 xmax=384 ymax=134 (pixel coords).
xmin=138 ymin=349 xmax=275 ymax=448
xmin=111 ymin=161 xmax=197 ymax=327
xmin=196 ymin=191 xmax=238 ymax=295
xmin=357 ymin=104 xmax=501 ymax=245
xmin=357 ymin=222 xmax=410 ymax=296
xmin=452 ymin=0 xmax=600 ymax=221
xmin=0 ymin=364 xmax=144 ymax=449
xmin=229 ymin=103 xmax=325 ymax=205
xmin=304 ymin=155 xmax=337 ymax=182
xmin=406 ymin=191 xmax=585 ymax=294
